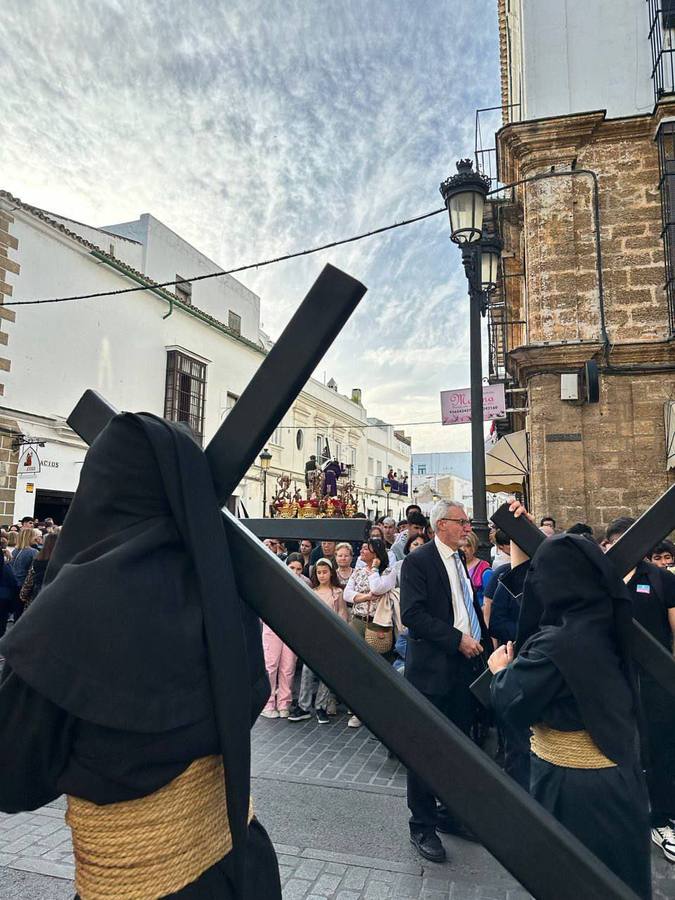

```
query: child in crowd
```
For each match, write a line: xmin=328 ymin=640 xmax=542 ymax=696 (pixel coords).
xmin=259 ymin=554 xmax=307 ymax=719
xmin=289 ymin=558 xmax=348 ymax=725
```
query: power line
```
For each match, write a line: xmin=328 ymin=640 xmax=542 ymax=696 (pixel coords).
xmin=276 ymin=420 xmax=443 ymax=432
xmin=5 ymin=206 xmax=447 ymax=307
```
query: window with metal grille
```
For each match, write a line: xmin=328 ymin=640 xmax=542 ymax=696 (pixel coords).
xmin=647 ymin=0 xmax=675 ymax=100
xmin=164 ymin=350 xmax=207 ymax=444
xmin=228 ymin=310 xmax=241 ymax=334
xmin=656 ymin=119 xmax=675 ymax=334
xmin=175 ymin=275 xmax=192 ymax=305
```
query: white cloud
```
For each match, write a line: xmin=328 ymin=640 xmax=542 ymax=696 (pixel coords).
xmin=1 ymin=0 xmax=500 ymax=452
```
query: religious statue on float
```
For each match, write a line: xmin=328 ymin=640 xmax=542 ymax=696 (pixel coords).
xmin=272 ymin=457 xmax=358 ymax=518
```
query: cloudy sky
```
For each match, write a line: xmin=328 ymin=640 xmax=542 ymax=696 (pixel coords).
xmin=3 ymin=0 xmax=500 ymax=452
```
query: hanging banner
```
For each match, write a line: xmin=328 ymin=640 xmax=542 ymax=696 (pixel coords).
xmin=18 ymin=446 xmax=41 ymax=475
xmin=441 ymin=384 xmax=506 ymax=425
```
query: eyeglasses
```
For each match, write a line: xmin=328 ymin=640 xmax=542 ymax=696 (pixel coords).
xmin=439 ymin=517 xmax=472 ymax=527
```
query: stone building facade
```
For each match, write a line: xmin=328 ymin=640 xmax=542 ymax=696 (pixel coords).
xmin=0 ymin=208 xmax=19 ymax=524
xmin=493 ymin=1 xmax=675 ymax=530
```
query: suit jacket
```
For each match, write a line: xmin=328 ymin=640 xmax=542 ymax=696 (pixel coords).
xmin=400 ymin=540 xmax=488 ymax=696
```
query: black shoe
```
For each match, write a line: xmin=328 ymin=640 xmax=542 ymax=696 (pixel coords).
xmin=316 ymin=708 xmax=330 ymax=725
xmin=410 ymin=830 xmax=446 ymax=863
xmin=436 ymin=819 xmax=479 ymax=842
xmin=287 ymin=704 xmax=311 ymax=722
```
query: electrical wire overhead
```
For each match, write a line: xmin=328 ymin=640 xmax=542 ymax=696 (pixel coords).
xmin=5 ymin=206 xmax=447 ymax=307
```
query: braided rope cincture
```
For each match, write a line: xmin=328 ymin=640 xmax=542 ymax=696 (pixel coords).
xmin=530 ymin=725 xmax=617 ymax=770
xmin=66 ymin=756 xmax=254 ymax=900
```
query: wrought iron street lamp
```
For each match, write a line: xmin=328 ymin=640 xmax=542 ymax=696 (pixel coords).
xmin=440 ymin=159 xmax=496 ymax=557
xmin=259 ymin=447 xmax=272 ymax=517
xmin=383 ymin=479 xmax=392 ymax=516
xmin=480 ymin=233 xmax=503 ymax=294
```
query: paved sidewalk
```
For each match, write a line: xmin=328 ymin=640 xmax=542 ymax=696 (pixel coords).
xmin=0 ymin=799 xmax=531 ymax=899
xmin=253 ymin=710 xmax=407 ymax=794
xmin=0 ymin=714 xmax=673 ymax=898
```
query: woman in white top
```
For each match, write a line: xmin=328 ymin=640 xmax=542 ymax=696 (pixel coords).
xmin=343 ymin=538 xmax=397 ymax=728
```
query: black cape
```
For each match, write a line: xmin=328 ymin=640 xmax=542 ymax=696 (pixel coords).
xmin=518 ymin=534 xmax=640 ymax=767
xmin=0 ymin=412 xmax=269 ymax=896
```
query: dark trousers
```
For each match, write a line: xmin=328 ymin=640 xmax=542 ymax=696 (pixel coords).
xmin=642 ymin=677 xmax=675 ymax=827
xmin=406 ymin=659 xmax=476 ymax=837
xmin=0 ymin=596 xmax=21 ymax=639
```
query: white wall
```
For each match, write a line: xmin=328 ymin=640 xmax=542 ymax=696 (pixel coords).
xmin=3 ymin=206 xmax=410 ymax=520
xmin=105 ymin=214 xmax=261 ymax=343
xmin=47 ymin=214 xmax=144 ymax=270
xmin=512 ymin=0 xmax=654 ymax=120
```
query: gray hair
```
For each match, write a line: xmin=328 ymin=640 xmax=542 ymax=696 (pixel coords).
xmin=382 ymin=516 xmax=396 ymax=527
xmin=430 ymin=499 xmax=465 ymax=532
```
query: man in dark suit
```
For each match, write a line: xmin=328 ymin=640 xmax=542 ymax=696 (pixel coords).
xmin=400 ymin=500 xmax=487 ymax=863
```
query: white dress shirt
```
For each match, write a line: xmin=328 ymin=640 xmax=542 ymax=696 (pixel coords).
xmin=434 ymin=535 xmax=470 ymax=636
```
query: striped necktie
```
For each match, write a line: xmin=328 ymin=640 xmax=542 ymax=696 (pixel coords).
xmin=453 ymin=552 xmax=482 ymax=641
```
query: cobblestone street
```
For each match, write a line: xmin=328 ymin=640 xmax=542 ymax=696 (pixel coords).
xmin=0 ymin=712 xmax=673 ymax=898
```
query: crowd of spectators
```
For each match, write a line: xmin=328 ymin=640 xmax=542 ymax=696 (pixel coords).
xmin=257 ymin=501 xmax=675 ymax=869
xmin=0 ymin=516 xmax=61 ymax=638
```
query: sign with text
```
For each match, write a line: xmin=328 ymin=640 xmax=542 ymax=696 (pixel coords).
xmin=18 ymin=446 xmax=41 ymax=475
xmin=441 ymin=384 xmax=506 ymax=425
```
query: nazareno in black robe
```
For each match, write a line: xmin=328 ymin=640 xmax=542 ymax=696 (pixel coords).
xmin=491 ymin=534 xmax=652 ymax=900
xmin=0 ymin=412 xmax=280 ymax=899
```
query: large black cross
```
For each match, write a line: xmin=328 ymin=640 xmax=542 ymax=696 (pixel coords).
xmin=67 ymin=265 xmax=641 ymax=900
xmin=470 ymin=496 xmax=675 ymax=706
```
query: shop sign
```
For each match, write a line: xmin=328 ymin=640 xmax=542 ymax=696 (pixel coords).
xmin=18 ymin=446 xmax=41 ymax=475
xmin=440 ymin=384 xmax=506 ymax=425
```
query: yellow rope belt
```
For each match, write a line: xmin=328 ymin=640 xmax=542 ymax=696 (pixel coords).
xmin=530 ymin=725 xmax=617 ymax=770
xmin=66 ymin=755 xmax=254 ymax=900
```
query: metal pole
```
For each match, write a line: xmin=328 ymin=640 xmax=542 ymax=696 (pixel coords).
xmin=262 ymin=470 xmax=267 ymax=518
xmin=462 ymin=243 xmax=490 ymax=558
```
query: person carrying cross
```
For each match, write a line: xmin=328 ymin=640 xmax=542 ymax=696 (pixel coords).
xmin=605 ymin=516 xmax=675 ymax=864
xmin=0 ymin=413 xmax=281 ymax=899
xmin=489 ymin=502 xmax=651 ymax=899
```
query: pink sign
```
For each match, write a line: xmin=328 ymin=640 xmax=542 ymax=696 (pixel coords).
xmin=440 ymin=384 xmax=506 ymax=425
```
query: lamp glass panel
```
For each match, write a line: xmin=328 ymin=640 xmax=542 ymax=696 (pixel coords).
xmin=481 ymin=249 xmax=499 ymax=288
xmin=449 ymin=191 xmax=484 ymax=242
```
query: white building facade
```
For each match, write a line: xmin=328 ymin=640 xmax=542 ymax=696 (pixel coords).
xmin=0 ymin=193 xmax=411 ymax=525
xmin=501 ymin=0 xmax=654 ymax=122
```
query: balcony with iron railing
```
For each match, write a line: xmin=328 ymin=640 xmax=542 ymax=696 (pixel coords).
xmin=647 ymin=0 xmax=675 ymax=101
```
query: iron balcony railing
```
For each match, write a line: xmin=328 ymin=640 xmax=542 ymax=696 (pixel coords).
xmin=656 ymin=118 xmax=675 ymax=334
xmin=647 ymin=0 xmax=675 ymax=101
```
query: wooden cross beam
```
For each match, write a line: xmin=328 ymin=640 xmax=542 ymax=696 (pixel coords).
xmin=65 ymin=265 xmax=637 ymax=900
xmin=471 ymin=496 xmax=675 ymax=706
xmin=241 ymin=518 xmax=369 ymax=542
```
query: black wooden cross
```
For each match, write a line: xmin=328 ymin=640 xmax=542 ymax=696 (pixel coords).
xmin=66 ymin=265 xmax=639 ymax=900
xmin=470 ymin=496 xmax=675 ymax=706
xmin=242 ymin=518 xmax=368 ymax=542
